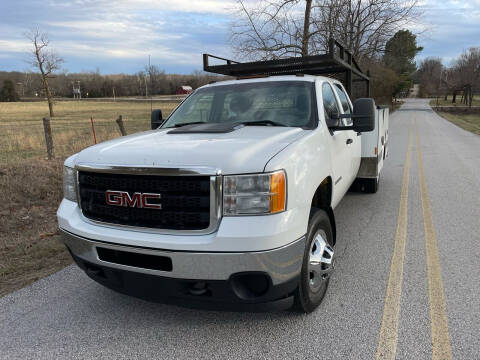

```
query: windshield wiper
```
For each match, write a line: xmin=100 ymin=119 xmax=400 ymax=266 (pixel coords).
xmin=237 ymin=120 xmax=287 ymax=127
xmin=168 ymin=121 xmax=207 ymax=128
xmin=168 ymin=120 xmax=287 ymax=129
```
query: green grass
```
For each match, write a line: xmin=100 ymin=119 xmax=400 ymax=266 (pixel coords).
xmin=0 ymin=100 xmax=180 ymax=164
xmin=436 ymin=112 xmax=480 ymax=135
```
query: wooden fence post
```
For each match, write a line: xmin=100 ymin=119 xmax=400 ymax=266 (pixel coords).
xmin=116 ymin=115 xmax=127 ymax=136
xmin=90 ymin=117 xmax=97 ymax=144
xmin=42 ymin=117 xmax=54 ymax=160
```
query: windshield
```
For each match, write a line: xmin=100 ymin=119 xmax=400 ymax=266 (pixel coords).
xmin=162 ymin=81 xmax=317 ymax=128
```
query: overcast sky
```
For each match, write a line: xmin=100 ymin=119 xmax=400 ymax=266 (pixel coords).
xmin=0 ymin=0 xmax=478 ymax=74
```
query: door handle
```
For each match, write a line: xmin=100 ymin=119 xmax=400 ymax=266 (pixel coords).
xmin=346 ymin=138 xmax=353 ymax=145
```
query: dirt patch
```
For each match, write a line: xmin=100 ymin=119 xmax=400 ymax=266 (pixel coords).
xmin=0 ymin=159 xmax=72 ymax=297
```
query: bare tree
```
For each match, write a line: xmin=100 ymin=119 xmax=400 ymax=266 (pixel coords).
xmin=451 ymin=47 xmax=480 ymax=105
xmin=230 ymin=0 xmax=314 ymax=59
xmin=26 ymin=29 xmax=63 ymax=117
xmin=231 ymin=0 xmax=422 ymax=60
xmin=417 ymin=57 xmax=443 ymax=98
xmin=321 ymin=0 xmax=422 ymax=60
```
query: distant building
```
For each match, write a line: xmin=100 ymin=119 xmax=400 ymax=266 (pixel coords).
xmin=176 ymin=85 xmax=193 ymax=95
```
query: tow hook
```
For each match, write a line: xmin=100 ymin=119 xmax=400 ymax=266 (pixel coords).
xmin=188 ymin=281 xmax=209 ymax=296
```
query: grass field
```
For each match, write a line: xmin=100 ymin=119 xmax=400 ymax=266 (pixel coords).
xmin=426 ymin=96 xmax=480 ymax=135
xmin=0 ymin=100 xmax=180 ymax=297
xmin=0 ymin=100 xmax=180 ymax=164
xmin=429 ymin=95 xmax=480 ymax=107
xmin=436 ymin=112 xmax=480 ymax=135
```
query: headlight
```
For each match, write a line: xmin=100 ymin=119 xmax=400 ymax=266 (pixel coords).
xmin=223 ymin=170 xmax=286 ymax=215
xmin=63 ymin=166 xmax=77 ymax=202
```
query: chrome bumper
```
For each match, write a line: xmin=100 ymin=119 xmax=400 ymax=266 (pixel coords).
xmin=61 ymin=230 xmax=305 ymax=286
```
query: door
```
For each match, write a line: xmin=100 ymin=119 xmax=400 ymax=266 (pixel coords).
xmin=320 ymin=82 xmax=351 ymax=204
xmin=333 ymin=82 xmax=361 ymax=183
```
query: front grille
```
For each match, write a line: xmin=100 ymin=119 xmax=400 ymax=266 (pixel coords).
xmin=78 ymin=171 xmax=211 ymax=230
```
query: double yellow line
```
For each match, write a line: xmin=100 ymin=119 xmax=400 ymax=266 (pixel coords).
xmin=376 ymin=123 xmax=452 ymax=360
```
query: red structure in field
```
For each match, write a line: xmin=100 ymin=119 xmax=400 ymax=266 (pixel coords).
xmin=176 ymin=85 xmax=193 ymax=95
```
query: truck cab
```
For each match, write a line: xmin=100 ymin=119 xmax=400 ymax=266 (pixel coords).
xmin=57 ymin=41 xmax=387 ymax=312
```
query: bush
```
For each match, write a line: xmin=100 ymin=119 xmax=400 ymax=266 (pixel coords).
xmin=0 ymin=80 xmax=19 ymax=102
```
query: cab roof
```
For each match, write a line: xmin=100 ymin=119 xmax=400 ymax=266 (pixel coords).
xmin=201 ymin=75 xmax=338 ymax=90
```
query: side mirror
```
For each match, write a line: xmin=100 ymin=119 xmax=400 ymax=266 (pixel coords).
xmin=326 ymin=108 xmax=341 ymax=128
xmin=151 ymin=109 xmax=163 ymax=129
xmin=352 ymin=98 xmax=375 ymax=132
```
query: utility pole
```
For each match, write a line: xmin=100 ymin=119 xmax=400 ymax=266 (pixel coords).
xmin=145 ymin=55 xmax=150 ymax=99
xmin=149 ymin=54 xmax=153 ymax=112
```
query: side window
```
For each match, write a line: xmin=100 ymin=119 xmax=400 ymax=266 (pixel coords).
xmin=172 ymin=92 xmax=213 ymax=124
xmin=334 ymin=83 xmax=353 ymax=126
xmin=322 ymin=82 xmax=341 ymax=126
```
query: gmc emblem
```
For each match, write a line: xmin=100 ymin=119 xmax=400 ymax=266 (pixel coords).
xmin=105 ymin=190 xmax=162 ymax=209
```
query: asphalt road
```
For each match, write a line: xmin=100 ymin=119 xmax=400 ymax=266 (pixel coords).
xmin=1 ymin=99 xmax=479 ymax=359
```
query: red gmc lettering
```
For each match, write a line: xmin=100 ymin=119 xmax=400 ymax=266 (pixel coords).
xmin=105 ymin=190 xmax=162 ymax=209
xmin=105 ymin=191 xmax=123 ymax=206
xmin=141 ymin=193 xmax=162 ymax=209
xmin=122 ymin=192 xmax=142 ymax=208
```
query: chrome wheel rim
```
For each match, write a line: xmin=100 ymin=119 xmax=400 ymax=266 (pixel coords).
xmin=308 ymin=230 xmax=334 ymax=293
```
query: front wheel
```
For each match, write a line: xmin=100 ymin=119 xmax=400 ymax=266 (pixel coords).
xmin=293 ymin=208 xmax=335 ymax=313
xmin=364 ymin=176 xmax=379 ymax=193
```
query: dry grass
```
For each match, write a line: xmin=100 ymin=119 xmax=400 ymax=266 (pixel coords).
xmin=0 ymin=100 xmax=180 ymax=296
xmin=0 ymin=100 xmax=179 ymax=164
xmin=0 ymin=159 xmax=72 ymax=297
xmin=436 ymin=112 xmax=480 ymax=135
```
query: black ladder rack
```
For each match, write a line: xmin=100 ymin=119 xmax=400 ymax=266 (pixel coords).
xmin=203 ymin=38 xmax=370 ymax=99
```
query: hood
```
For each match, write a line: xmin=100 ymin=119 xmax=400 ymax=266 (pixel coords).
xmin=74 ymin=126 xmax=307 ymax=174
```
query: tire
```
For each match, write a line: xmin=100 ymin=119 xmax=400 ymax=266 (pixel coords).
xmin=293 ymin=208 xmax=335 ymax=313
xmin=364 ymin=176 xmax=379 ymax=193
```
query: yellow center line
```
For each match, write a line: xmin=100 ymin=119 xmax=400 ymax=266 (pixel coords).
xmin=376 ymin=125 xmax=412 ymax=360
xmin=415 ymin=124 xmax=453 ymax=360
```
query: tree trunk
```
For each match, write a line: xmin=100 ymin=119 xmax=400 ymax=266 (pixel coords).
xmin=301 ymin=0 xmax=313 ymax=57
xmin=466 ymin=85 xmax=473 ymax=107
xmin=42 ymin=117 xmax=54 ymax=160
xmin=43 ymin=77 xmax=55 ymax=117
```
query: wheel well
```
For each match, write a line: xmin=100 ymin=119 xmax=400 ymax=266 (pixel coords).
xmin=311 ymin=177 xmax=336 ymax=246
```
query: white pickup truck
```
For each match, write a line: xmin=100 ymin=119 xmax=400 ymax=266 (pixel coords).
xmin=57 ymin=43 xmax=389 ymax=312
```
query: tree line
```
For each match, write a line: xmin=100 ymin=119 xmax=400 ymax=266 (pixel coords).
xmin=0 ymin=28 xmax=220 ymax=106
xmin=416 ymin=48 xmax=480 ymax=105
xmin=0 ymin=68 xmax=220 ymax=100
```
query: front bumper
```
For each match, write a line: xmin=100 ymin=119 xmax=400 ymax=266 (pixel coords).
xmin=61 ymin=230 xmax=305 ymax=310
